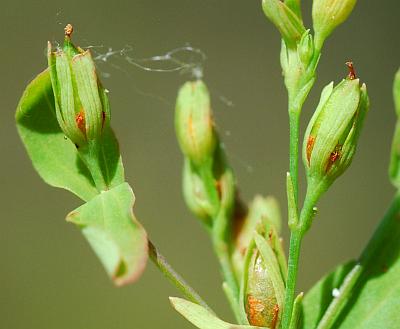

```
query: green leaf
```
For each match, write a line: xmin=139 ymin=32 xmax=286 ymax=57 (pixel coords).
xmin=16 ymin=69 xmax=124 ymax=201
xmin=67 ymin=182 xmax=148 ymax=286
xmin=301 ymin=261 xmax=355 ymax=328
xmin=170 ymin=297 xmax=266 ymax=329
xmin=303 ymin=195 xmax=400 ymax=329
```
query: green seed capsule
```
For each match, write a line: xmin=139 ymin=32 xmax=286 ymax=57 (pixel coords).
xmin=47 ymin=24 xmax=110 ymax=147
xmin=312 ymin=0 xmax=357 ymax=49
xmin=246 ymin=251 xmax=279 ymax=328
xmin=175 ymin=80 xmax=217 ymax=166
xmin=303 ymin=63 xmax=369 ymax=190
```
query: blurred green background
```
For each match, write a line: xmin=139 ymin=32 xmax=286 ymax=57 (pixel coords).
xmin=1 ymin=0 xmax=399 ymax=328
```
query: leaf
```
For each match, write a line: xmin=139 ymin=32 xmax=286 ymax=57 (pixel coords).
xmin=16 ymin=69 xmax=124 ymax=201
xmin=301 ymin=261 xmax=356 ymax=328
xmin=170 ymin=297 xmax=266 ymax=329
xmin=303 ymin=195 xmax=400 ymax=329
xmin=66 ymin=182 xmax=148 ymax=286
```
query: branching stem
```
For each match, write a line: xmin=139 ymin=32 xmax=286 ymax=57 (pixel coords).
xmin=148 ymin=240 xmax=213 ymax=312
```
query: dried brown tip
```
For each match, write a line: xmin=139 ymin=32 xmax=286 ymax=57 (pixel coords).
xmin=64 ymin=24 xmax=73 ymax=37
xmin=346 ymin=61 xmax=356 ymax=80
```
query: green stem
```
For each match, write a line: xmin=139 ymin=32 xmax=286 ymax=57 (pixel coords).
xmin=288 ymin=110 xmax=300 ymax=204
xmin=281 ymin=230 xmax=303 ymax=329
xmin=316 ymin=193 xmax=400 ymax=329
xmin=212 ymin=210 xmax=240 ymax=307
xmin=281 ymin=186 xmax=321 ymax=328
xmin=148 ymin=240 xmax=213 ymax=312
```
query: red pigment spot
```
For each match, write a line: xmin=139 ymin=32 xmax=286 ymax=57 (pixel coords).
xmin=271 ymin=304 xmax=280 ymax=329
xmin=246 ymin=295 xmax=266 ymax=327
xmin=268 ymin=229 xmax=274 ymax=243
xmin=330 ymin=151 xmax=340 ymax=163
xmin=215 ymin=180 xmax=222 ymax=199
xmin=75 ymin=110 xmax=86 ymax=134
xmin=306 ymin=136 xmax=315 ymax=165
xmin=326 ymin=147 xmax=341 ymax=172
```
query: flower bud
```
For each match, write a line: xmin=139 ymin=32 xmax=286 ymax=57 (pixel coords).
xmin=47 ymin=25 xmax=110 ymax=148
xmin=298 ymin=30 xmax=314 ymax=68
xmin=175 ymin=80 xmax=217 ymax=166
xmin=303 ymin=63 xmax=369 ymax=189
xmin=262 ymin=0 xmax=306 ymax=49
xmin=312 ymin=0 xmax=357 ymax=49
xmin=182 ymin=159 xmax=215 ymax=225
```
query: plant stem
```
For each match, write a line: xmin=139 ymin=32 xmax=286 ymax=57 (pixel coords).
xmin=148 ymin=240 xmax=213 ymax=312
xmin=288 ymin=110 xmax=300 ymax=205
xmin=316 ymin=193 xmax=400 ymax=329
xmin=282 ymin=187 xmax=321 ymax=328
xmin=212 ymin=209 xmax=240 ymax=310
xmin=281 ymin=102 xmax=301 ymax=329
xmin=281 ymin=230 xmax=303 ymax=329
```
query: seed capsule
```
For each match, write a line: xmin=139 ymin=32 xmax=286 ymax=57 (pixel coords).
xmin=246 ymin=251 xmax=279 ymax=328
xmin=303 ymin=63 xmax=369 ymax=189
xmin=175 ymin=80 xmax=217 ymax=166
xmin=262 ymin=0 xmax=305 ymax=49
xmin=312 ymin=0 xmax=357 ymax=49
xmin=47 ymin=24 xmax=110 ymax=147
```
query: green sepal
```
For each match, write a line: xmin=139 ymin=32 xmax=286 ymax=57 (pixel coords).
xmin=389 ymin=69 xmax=400 ymax=188
xmin=284 ymin=0 xmax=302 ymax=20
xmin=289 ymin=292 xmax=303 ymax=329
xmin=170 ymin=297 xmax=266 ymax=329
xmin=286 ymin=172 xmax=298 ymax=230
xmin=232 ymin=195 xmax=283 ymax=280
xmin=16 ymin=69 xmax=125 ymax=200
xmin=389 ymin=122 xmax=400 ymax=188
xmin=67 ymin=182 xmax=148 ymax=286
xmin=254 ymin=234 xmax=285 ymax=320
xmin=182 ymin=158 xmax=214 ymax=226
xmin=393 ymin=69 xmax=400 ymax=117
